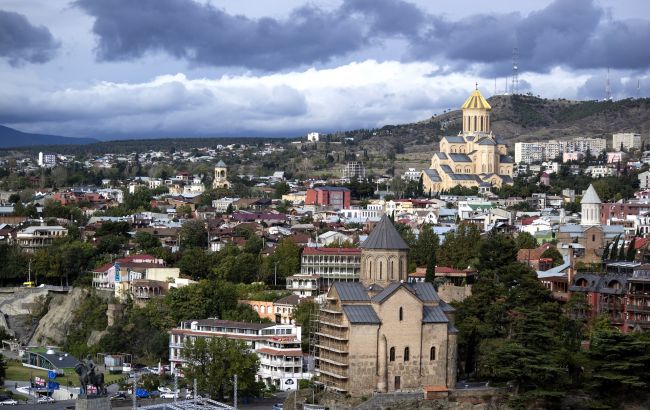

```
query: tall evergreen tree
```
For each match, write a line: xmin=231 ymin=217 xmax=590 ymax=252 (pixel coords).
xmin=610 ymin=235 xmax=621 ymax=261
xmin=626 ymin=236 xmax=637 ymax=261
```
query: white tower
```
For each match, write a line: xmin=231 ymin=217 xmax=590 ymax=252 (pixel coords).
xmin=581 ymin=184 xmax=601 ymax=226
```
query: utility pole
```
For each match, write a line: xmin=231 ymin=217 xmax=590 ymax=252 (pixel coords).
xmin=233 ymin=374 xmax=238 ymax=409
xmin=173 ymin=370 xmax=178 ymax=403
xmin=274 ymin=261 xmax=279 ymax=287
xmin=132 ymin=374 xmax=137 ymax=410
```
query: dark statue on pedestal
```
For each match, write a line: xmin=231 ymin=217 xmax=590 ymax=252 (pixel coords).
xmin=75 ymin=356 xmax=106 ymax=396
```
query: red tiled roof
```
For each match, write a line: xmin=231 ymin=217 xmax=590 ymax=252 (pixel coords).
xmin=302 ymin=247 xmax=361 ymax=255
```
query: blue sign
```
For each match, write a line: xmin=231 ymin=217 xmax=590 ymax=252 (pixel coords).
xmin=114 ymin=262 xmax=121 ymax=283
xmin=48 ymin=371 xmax=57 ymax=379
xmin=47 ymin=381 xmax=59 ymax=390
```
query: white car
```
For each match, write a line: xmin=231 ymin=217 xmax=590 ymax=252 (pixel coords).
xmin=158 ymin=386 xmax=172 ymax=394
xmin=37 ymin=396 xmax=54 ymax=404
xmin=0 ymin=399 xmax=18 ymax=405
xmin=160 ymin=392 xmax=177 ymax=399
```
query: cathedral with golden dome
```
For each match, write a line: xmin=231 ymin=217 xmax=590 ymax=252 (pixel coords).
xmin=421 ymin=88 xmax=514 ymax=194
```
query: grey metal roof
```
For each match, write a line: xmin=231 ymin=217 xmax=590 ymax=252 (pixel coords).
xmin=423 ymin=306 xmax=449 ymax=323
xmin=410 ymin=282 xmax=440 ymax=302
xmin=448 ymin=153 xmax=472 ymax=163
xmin=439 ymin=300 xmax=455 ymax=312
xmin=423 ymin=169 xmax=441 ymax=182
xmin=371 ymin=282 xmax=402 ymax=303
xmin=342 ymin=305 xmax=381 ymax=324
xmin=332 ymin=282 xmax=370 ymax=301
xmin=434 ymin=152 xmax=448 ymax=160
xmin=360 ymin=215 xmax=410 ymax=250
xmin=366 ymin=283 xmax=384 ymax=292
xmin=32 ymin=350 xmax=80 ymax=369
xmin=477 ymin=138 xmax=496 ymax=146
xmin=499 ymin=155 xmax=514 ymax=163
xmin=216 ymin=160 xmax=226 ymax=167
xmin=443 ymin=136 xmax=465 ymax=143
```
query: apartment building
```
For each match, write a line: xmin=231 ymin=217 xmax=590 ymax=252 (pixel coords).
xmin=300 ymin=247 xmax=361 ymax=289
xmin=515 ymin=138 xmax=607 ymax=164
xmin=16 ymin=225 xmax=67 ymax=253
xmin=342 ymin=161 xmax=366 ymax=180
xmin=613 ymin=133 xmax=641 ymax=151
xmin=169 ymin=319 xmax=308 ymax=391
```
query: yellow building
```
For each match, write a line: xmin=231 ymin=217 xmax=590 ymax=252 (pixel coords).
xmin=422 ymin=88 xmax=514 ymax=193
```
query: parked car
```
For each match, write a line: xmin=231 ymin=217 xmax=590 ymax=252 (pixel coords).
xmin=135 ymin=388 xmax=149 ymax=399
xmin=110 ymin=392 xmax=128 ymax=401
xmin=37 ymin=396 xmax=54 ymax=404
xmin=272 ymin=404 xmax=284 ymax=410
xmin=0 ymin=398 xmax=18 ymax=405
xmin=157 ymin=386 xmax=172 ymax=393
xmin=160 ymin=392 xmax=177 ymax=399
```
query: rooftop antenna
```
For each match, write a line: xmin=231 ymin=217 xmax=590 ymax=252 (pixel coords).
xmin=512 ymin=47 xmax=519 ymax=95
xmin=605 ymin=67 xmax=612 ymax=101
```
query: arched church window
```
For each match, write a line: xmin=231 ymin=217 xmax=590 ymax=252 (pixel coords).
xmin=390 ymin=347 xmax=395 ymax=362
xmin=404 ymin=347 xmax=410 ymax=362
xmin=430 ymin=346 xmax=436 ymax=361
xmin=399 ymin=307 xmax=403 ymax=321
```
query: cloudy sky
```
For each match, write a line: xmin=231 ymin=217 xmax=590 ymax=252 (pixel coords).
xmin=1 ymin=0 xmax=649 ymax=140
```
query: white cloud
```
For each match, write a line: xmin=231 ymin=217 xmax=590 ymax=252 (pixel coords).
xmin=0 ymin=60 xmax=625 ymax=139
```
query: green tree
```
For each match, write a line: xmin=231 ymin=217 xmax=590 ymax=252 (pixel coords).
xmin=626 ymin=236 xmax=637 ymax=261
xmin=515 ymin=232 xmax=537 ymax=250
xmin=243 ymin=235 xmax=263 ymax=255
xmin=412 ymin=224 xmax=439 ymax=267
xmin=292 ymin=300 xmax=318 ymax=352
xmin=476 ymin=231 xmax=518 ymax=272
xmin=439 ymin=224 xmax=481 ymax=269
xmin=263 ymin=237 xmax=301 ymax=285
xmin=179 ymin=220 xmax=208 ymax=250
xmin=609 ymin=235 xmax=621 ymax=260
xmin=176 ymin=204 xmax=193 ymax=218
xmin=177 ymin=248 xmax=212 ymax=280
xmin=180 ymin=337 xmax=261 ymax=400
xmin=273 ymin=181 xmax=290 ymax=199
xmin=540 ymin=247 xmax=564 ymax=267
xmin=134 ymin=231 xmax=162 ymax=251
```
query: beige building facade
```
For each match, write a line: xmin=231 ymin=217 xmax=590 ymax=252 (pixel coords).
xmin=316 ymin=216 xmax=457 ymax=396
xmin=422 ymin=89 xmax=514 ymax=193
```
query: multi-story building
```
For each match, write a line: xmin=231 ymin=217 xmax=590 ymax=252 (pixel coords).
xmin=212 ymin=197 xmax=239 ymax=213
xmin=626 ymin=266 xmax=650 ymax=331
xmin=613 ymin=133 xmax=641 ymax=151
xmin=16 ymin=225 xmax=67 ymax=253
xmin=422 ymin=88 xmax=514 ymax=193
xmin=515 ymin=138 xmax=607 ymax=164
xmin=639 ymin=171 xmax=650 ymax=189
xmin=338 ymin=205 xmax=383 ymax=224
xmin=92 ymin=254 xmax=180 ymax=298
xmin=37 ymin=152 xmax=57 ymax=167
xmin=286 ymin=274 xmax=319 ymax=298
xmin=305 ymin=187 xmax=351 ymax=210
xmin=316 ymin=215 xmax=457 ymax=396
xmin=169 ymin=319 xmax=308 ymax=391
xmin=515 ymin=143 xmax=544 ymax=164
xmin=300 ymin=247 xmax=361 ymax=289
xmin=342 ymin=162 xmax=366 ymax=180
xmin=402 ymin=168 xmax=422 ymax=181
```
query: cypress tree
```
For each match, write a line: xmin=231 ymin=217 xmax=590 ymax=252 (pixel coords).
xmin=610 ymin=235 xmax=620 ymax=261
xmin=626 ymin=236 xmax=637 ymax=261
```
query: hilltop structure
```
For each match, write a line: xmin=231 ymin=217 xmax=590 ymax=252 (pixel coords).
xmin=316 ymin=215 xmax=457 ymax=396
xmin=422 ymin=88 xmax=514 ymax=193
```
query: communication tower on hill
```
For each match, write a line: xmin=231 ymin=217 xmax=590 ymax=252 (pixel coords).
xmin=605 ymin=67 xmax=612 ymax=101
xmin=511 ymin=47 xmax=519 ymax=95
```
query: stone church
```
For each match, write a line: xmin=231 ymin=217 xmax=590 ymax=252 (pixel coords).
xmin=316 ymin=215 xmax=457 ymax=396
xmin=422 ymin=88 xmax=514 ymax=193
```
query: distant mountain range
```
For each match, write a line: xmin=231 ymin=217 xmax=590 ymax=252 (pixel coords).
xmin=0 ymin=125 xmax=98 ymax=148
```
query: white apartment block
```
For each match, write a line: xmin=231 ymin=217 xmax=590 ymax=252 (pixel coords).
xmin=514 ymin=138 xmax=606 ymax=164
xmin=16 ymin=225 xmax=67 ymax=253
xmin=307 ymin=132 xmax=320 ymax=142
xmin=169 ymin=320 xmax=308 ymax=391
xmin=639 ymin=171 xmax=650 ymax=190
xmin=403 ymin=168 xmax=422 ymax=181
xmin=613 ymin=133 xmax=641 ymax=151
xmin=37 ymin=152 xmax=57 ymax=167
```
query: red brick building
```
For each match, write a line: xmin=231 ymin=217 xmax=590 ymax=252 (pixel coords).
xmin=305 ymin=186 xmax=351 ymax=209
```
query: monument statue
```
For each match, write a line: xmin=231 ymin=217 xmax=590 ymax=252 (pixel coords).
xmin=75 ymin=356 xmax=106 ymax=396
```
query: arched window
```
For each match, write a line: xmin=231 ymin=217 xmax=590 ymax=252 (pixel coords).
xmin=404 ymin=347 xmax=410 ymax=362
xmin=369 ymin=261 xmax=372 ymax=279
xmin=430 ymin=346 xmax=436 ymax=361
xmin=389 ymin=347 xmax=395 ymax=362
xmin=480 ymin=116 xmax=483 ymax=131
xmin=379 ymin=261 xmax=383 ymax=280
xmin=474 ymin=116 xmax=477 ymax=130
xmin=399 ymin=307 xmax=403 ymax=321
xmin=592 ymin=234 xmax=596 ymax=242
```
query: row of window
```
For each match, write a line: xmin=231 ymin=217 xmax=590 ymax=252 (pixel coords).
xmin=388 ymin=346 xmax=436 ymax=362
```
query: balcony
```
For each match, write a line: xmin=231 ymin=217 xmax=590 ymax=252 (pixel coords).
xmin=316 ymin=363 xmax=348 ymax=379
xmin=319 ymin=307 xmax=342 ymax=315
xmin=315 ymin=341 xmax=348 ymax=354
xmin=626 ymin=304 xmax=650 ymax=314
xmin=286 ymin=282 xmax=318 ymax=291
xmin=317 ymin=353 xmax=348 ymax=366
xmin=316 ymin=331 xmax=348 ymax=341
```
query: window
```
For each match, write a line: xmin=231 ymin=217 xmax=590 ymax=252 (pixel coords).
xmin=389 ymin=347 xmax=395 ymax=361
xmin=404 ymin=347 xmax=410 ymax=362
xmin=399 ymin=307 xmax=403 ymax=321
xmin=430 ymin=346 xmax=436 ymax=361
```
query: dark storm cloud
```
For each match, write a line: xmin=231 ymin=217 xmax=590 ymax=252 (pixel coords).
xmin=75 ymin=0 xmax=650 ymax=74
xmin=74 ymin=0 xmax=369 ymax=70
xmin=0 ymin=10 xmax=60 ymax=66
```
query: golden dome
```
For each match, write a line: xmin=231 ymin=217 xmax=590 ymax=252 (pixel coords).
xmin=461 ymin=89 xmax=491 ymax=110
